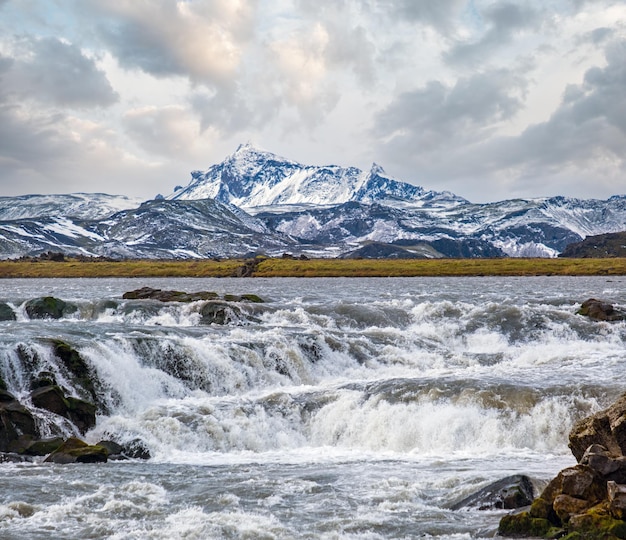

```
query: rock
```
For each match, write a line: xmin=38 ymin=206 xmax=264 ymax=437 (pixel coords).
xmin=122 ymin=287 xmax=218 ymax=302
xmin=578 ymin=298 xmax=626 ymax=322
xmin=96 ymin=440 xmax=127 ymax=460
xmin=199 ymin=301 xmax=242 ymax=325
xmin=582 ymin=444 xmax=621 ymax=476
xmin=570 ymin=394 xmax=626 ymax=461
xmin=240 ymin=294 xmax=265 ymax=303
xmin=0 ymin=395 xmax=38 ymax=452
xmin=22 ymin=437 xmax=65 ymax=456
xmin=608 ymin=482 xmax=626 ymax=520
xmin=50 ymin=340 xmax=99 ymax=404
xmin=30 ymin=385 xmax=96 ymax=434
xmin=0 ymin=303 xmax=16 ymax=321
xmin=44 ymin=437 xmax=107 ymax=464
xmin=24 ymin=296 xmax=77 ymax=320
xmin=498 ymin=512 xmax=555 ymax=537
xmin=0 ymin=452 xmax=33 ymax=463
xmin=121 ymin=438 xmax=151 ymax=460
xmin=560 ymin=465 xmax=606 ymax=502
xmin=450 ymin=474 xmax=535 ymax=511
xmin=553 ymin=493 xmax=593 ymax=523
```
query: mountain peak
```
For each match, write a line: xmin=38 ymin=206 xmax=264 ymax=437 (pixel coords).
xmin=169 ymin=145 xmax=468 ymax=209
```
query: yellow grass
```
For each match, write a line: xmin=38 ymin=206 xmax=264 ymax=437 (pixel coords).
xmin=0 ymin=257 xmax=625 ymax=278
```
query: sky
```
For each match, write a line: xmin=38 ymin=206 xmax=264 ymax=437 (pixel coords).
xmin=0 ymin=0 xmax=625 ymax=204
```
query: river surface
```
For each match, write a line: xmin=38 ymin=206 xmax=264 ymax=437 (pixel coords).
xmin=0 ymin=276 xmax=625 ymax=539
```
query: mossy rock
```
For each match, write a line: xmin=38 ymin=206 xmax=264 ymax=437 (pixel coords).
xmin=44 ymin=437 xmax=107 ymax=464
xmin=23 ymin=437 xmax=65 ymax=456
xmin=240 ymin=294 xmax=265 ymax=303
xmin=199 ymin=301 xmax=242 ymax=325
xmin=30 ymin=385 xmax=96 ymax=433
xmin=24 ymin=297 xmax=77 ymax=320
xmin=0 ymin=303 xmax=16 ymax=321
xmin=498 ymin=511 xmax=554 ymax=537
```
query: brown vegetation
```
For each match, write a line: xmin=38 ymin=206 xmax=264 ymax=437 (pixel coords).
xmin=1 ymin=256 xmax=626 ymax=278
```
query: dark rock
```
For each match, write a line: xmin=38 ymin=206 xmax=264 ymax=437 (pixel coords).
xmin=498 ymin=511 xmax=555 ymax=537
xmin=240 ymin=294 xmax=265 ymax=303
xmin=578 ymin=298 xmax=626 ymax=322
xmin=96 ymin=440 xmax=127 ymax=460
xmin=24 ymin=296 xmax=77 ymax=320
xmin=0 ymin=303 xmax=16 ymax=321
xmin=30 ymin=385 xmax=96 ymax=434
xmin=50 ymin=340 xmax=98 ymax=404
xmin=0 ymin=453 xmax=33 ymax=463
xmin=30 ymin=371 xmax=58 ymax=390
xmin=22 ymin=437 xmax=65 ymax=456
xmin=231 ymin=259 xmax=259 ymax=278
xmin=560 ymin=231 xmax=626 ymax=258
xmin=199 ymin=301 xmax=242 ymax=325
xmin=123 ymin=287 xmax=218 ymax=302
xmin=0 ymin=396 xmax=38 ymax=452
xmin=44 ymin=437 xmax=107 ymax=464
xmin=121 ymin=438 xmax=151 ymax=460
xmin=450 ymin=474 xmax=535 ymax=511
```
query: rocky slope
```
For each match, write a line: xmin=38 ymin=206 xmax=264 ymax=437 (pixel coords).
xmin=560 ymin=231 xmax=626 ymax=258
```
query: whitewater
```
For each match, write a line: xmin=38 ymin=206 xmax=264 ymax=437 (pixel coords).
xmin=0 ymin=276 xmax=625 ymax=539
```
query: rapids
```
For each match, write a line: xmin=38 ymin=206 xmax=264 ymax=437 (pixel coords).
xmin=0 ymin=276 xmax=624 ymax=539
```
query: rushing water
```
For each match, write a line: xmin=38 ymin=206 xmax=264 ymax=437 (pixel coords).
xmin=0 ymin=276 xmax=625 ymax=539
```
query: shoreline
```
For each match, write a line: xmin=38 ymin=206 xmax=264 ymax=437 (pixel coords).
xmin=1 ymin=257 xmax=626 ymax=278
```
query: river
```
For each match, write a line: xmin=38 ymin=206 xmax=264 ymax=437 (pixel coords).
xmin=0 ymin=276 xmax=625 ymax=539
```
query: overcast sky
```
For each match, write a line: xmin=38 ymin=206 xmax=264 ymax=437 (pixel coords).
xmin=0 ymin=0 xmax=625 ymax=203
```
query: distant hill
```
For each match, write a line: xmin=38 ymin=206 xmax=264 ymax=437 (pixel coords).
xmin=559 ymin=231 xmax=626 ymax=258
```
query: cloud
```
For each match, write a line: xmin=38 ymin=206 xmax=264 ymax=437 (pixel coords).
xmin=374 ymin=68 xmax=527 ymax=152
xmin=445 ymin=2 xmax=540 ymax=66
xmin=493 ymin=39 xmax=626 ymax=171
xmin=2 ymin=36 xmax=118 ymax=108
xmin=123 ymin=105 xmax=202 ymax=158
xmin=83 ymin=0 xmax=257 ymax=86
xmin=377 ymin=0 xmax=466 ymax=32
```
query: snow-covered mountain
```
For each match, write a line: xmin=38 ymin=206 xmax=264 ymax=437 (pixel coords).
xmin=0 ymin=146 xmax=624 ymax=260
xmin=0 ymin=193 xmax=143 ymax=221
xmin=168 ymin=143 xmax=467 ymax=209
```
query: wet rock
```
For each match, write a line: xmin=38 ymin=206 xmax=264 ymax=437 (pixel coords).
xmin=22 ymin=437 xmax=65 ymax=456
xmin=0 ymin=303 xmax=16 ymax=321
xmin=44 ymin=437 xmax=107 ymax=464
xmin=30 ymin=371 xmax=58 ymax=391
xmin=450 ymin=474 xmax=535 ymax=511
xmin=578 ymin=298 xmax=626 ymax=322
xmin=0 ymin=452 xmax=33 ymax=463
xmin=50 ymin=340 xmax=99 ymax=405
xmin=96 ymin=440 xmax=127 ymax=460
xmin=24 ymin=296 xmax=77 ymax=320
xmin=121 ymin=438 xmax=151 ymax=460
xmin=0 ymin=394 xmax=38 ymax=452
xmin=199 ymin=301 xmax=242 ymax=325
xmin=123 ymin=287 xmax=219 ymax=302
xmin=30 ymin=385 xmax=96 ymax=434
xmin=498 ymin=512 xmax=555 ymax=537
xmin=553 ymin=493 xmax=593 ymax=523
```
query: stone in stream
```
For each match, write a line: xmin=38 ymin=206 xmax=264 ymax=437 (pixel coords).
xmin=577 ymin=298 xmax=626 ymax=322
xmin=44 ymin=437 xmax=108 ymax=464
xmin=24 ymin=296 xmax=77 ymax=320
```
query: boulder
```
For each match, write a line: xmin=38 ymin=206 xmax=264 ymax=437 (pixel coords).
xmin=0 ymin=394 xmax=38 ymax=452
xmin=0 ymin=303 xmax=16 ymax=321
xmin=199 ymin=301 xmax=242 ymax=325
xmin=24 ymin=296 xmax=77 ymax=320
xmin=122 ymin=287 xmax=218 ymax=302
xmin=30 ymin=385 xmax=96 ymax=434
xmin=50 ymin=340 xmax=99 ymax=405
xmin=578 ymin=298 xmax=626 ymax=322
xmin=44 ymin=437 xmax=107 ymax=464
xmin=570 ymin=394 xmax=626 ymax=461
xmin=450 ymin=474 xmax=535 ymax=511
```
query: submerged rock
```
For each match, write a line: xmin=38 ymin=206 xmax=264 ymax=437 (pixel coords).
xmin=450 ymin=474 xmax=535 ymax=511
xmin=0 ymin=303 xmax=16 ymax=321
xmin=199 ymin=301 xmax=243 ymax=325
xmin=578 ymin=298 xmax=626 ymax=322
xmin=24 ymin=296 xmax=77 ymax=320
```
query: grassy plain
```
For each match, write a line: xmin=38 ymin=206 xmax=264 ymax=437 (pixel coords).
xmin=0 ymin=257 xmax=625 ymax=279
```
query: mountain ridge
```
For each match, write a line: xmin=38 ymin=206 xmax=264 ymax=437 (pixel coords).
xmin=0 ymin=144 xmax=624 ymax=260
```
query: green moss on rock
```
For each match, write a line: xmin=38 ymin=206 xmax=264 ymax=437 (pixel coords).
xmin=498 ymin=511 xmax=553 ymax=537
